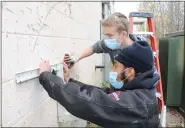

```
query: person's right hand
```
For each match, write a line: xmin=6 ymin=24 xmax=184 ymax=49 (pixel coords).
xmin=63 ymin=53 xmax=76 ymax=68
xmin=39 ymin=60 xmax=52 ymax=75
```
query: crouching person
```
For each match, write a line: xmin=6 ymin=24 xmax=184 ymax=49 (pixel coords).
xmin=38 ymin=41 xmax=160 ymax=128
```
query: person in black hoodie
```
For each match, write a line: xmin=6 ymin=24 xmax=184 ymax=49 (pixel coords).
xmin=39 ymin=40 xmax=160 ymax=128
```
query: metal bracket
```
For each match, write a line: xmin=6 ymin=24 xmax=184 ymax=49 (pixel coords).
xmin=95 ymin=65 xmax=105 ymax=70
xmin=15 ymin=63 xmax=63 ymax=84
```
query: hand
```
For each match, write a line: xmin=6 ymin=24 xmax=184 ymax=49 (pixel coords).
xmin=39 ymin=60 xmax=52 ymax=75
xmin=62 ymin=61 xmax=70 ymax=82
xmin=63 ymin=53 xmax=76 ymax=68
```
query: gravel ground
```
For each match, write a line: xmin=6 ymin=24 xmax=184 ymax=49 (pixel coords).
xmin=166 ymin=107 xmax=184 ymax=127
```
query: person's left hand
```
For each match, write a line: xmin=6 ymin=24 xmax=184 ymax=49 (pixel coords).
xmin=62 ymin=61 xmax=70 ymax=82
xmin=39 ymin=60 xmax=52 ymax=75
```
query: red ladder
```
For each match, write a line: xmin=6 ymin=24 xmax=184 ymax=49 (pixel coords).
xmin=129 ymin=12 xmax=164 ymax=113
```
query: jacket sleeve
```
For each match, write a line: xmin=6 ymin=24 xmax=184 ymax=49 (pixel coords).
xmin=68 ymin=78 xmax=111 ymax=93
xmin=39 ymin=72 xmax=153 ymax=127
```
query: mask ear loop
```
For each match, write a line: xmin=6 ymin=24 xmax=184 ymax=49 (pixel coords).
xmin=117 ymin=68 xmax=127 ymax=75
xmin=121 ymin=73 xmax=134 ymax=82
xmin=122 ymin=70 xmax=143 ymax=82
xmin=118 ymin=32 xmax=126 ymax=48
xmin=116 ymin=68 xmax=128 ymax=82
xmin=116 ymin=33 xmax=123 ymax=46
xmin=119 ymin=68 xmax=135 ymax=82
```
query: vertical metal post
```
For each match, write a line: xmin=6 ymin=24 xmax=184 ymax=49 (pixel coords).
xmin=102 ymin=3 xmax=110 ymax=82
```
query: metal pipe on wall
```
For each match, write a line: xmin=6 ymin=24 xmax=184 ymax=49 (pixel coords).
xmin=102 ymin=2 xmax=111 ymax=82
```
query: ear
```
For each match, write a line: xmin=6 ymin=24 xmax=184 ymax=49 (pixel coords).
xmin=121 ymin=31 xmax=128 ymax=37
xmin=125 ymin=67 xmax=135 ymax=77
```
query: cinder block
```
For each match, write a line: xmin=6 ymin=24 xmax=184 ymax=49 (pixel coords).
xmin=2 ymin=1 xmax=102 ymax=127
xmin=12 ymin=98 xmax=58 ymax=127
xmin=2 ymin=34 xmax=71 ymax=83
xmin=2 ymin=33 xmax=102 ymax=83
xmin=57 ymin=103 xmax=87 ymax=127
xmin=2 ymin=2 xmax=51 ymax=35
xmin=49 ymin=119 xmax=58 ymax=127
xmin=2 ymin=36 xmax=102 ymax=127
xmin=2 ymin=79 xmax=49 ymax=127
xmin=40 ymin=2 xmax=59 ymax=8
xmin=39 ymin=2 xmax=72 ymax=39
xmin=2 ymin=34 xmax=38 ymax=82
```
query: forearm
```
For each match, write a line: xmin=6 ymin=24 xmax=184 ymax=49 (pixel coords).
xmin=68 ymin=78 xmax=102 ymax=89
xmin=39 ymin=72 xmax=115 ymax=126
xmin=39 ymin=72 xmax=65 ymax=100
xmin=76 ymin=47 xmax=94 ymax=62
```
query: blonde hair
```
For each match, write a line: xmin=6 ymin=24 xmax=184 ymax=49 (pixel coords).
xmin=102 ymin=12 xmax=129 ymax=34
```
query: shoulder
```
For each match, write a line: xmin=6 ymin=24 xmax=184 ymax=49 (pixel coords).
xmin=129 ymin=34 xmax=147 ymax=42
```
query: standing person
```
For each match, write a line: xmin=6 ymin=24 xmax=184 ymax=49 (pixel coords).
xmin=64 ymin=12 xmax=146 ymax=67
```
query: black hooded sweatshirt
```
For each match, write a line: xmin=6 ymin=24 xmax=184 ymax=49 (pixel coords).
xmin=39 ymin=68 xmax=160 ymax=128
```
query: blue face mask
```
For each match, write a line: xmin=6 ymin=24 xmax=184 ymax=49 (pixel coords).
xmin=104 ymin=39 xmax=121 ymax=50
xmin=109 ymin=72 xmax=124 ymax=89
xmin=109 ymin=69 xmax=127 ymax=89
xmin=104 ymin=34 xmax=123 ymax=50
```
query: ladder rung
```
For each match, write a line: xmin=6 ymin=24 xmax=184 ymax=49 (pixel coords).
xmin=132 ymin=32 xmax=153 ymax=35
xmin=133 ymin=21 xmax=145 ymax=25
xmin=133 ymin=19 xmax=147 ymax=25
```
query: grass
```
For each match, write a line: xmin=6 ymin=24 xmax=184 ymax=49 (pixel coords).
xmin=86 ymin=121 xmax=102 ymax=128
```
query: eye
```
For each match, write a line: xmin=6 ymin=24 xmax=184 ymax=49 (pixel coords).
xmin=106 ymin=34 xmax=113 ymax=38
xmin=109 ymin=35 xmax=112 ymax=38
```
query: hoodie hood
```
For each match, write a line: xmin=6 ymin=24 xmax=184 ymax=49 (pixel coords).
xmin=110 ymin=68 xmax=159 ymax=91
xmin=122 ymin=68 xmax=160 ymax=90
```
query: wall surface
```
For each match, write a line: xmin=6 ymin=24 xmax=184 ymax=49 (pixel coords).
xmin=2 ymin=2 xmax=102 ymax=127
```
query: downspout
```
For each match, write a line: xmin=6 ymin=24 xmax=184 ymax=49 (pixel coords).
xmin=95 ymin=2 xmax=111 ymax=84
xmin=103 ymin=2 xmax=110 ymax=82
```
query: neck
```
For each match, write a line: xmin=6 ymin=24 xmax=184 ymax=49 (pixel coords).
xmin=120 ymin=37 xmax=133 ymax=48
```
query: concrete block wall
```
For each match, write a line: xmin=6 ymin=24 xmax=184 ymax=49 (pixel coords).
xmin=2 ymin=2 xmax=102 ymax=127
